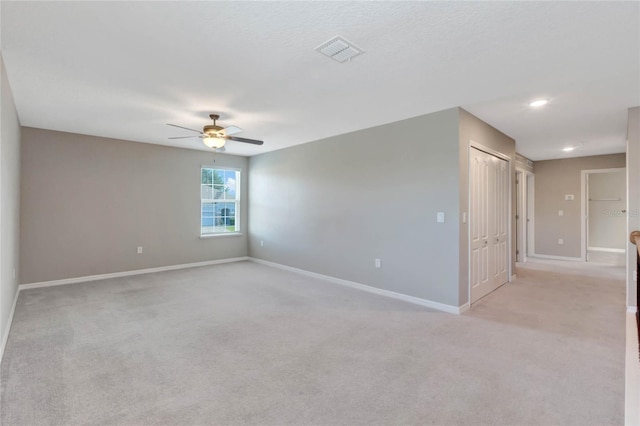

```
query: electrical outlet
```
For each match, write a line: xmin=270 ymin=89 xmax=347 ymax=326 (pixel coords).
xmin=437 ymin=212 xmax=445 ymax=223
xmin=260 ymin=240 xmax=264 ymax=247
xmin=558 ymin=238 xmax=564 ymax=245
xmin=375 ymin=258 xmax=381 ymax=268
xmin=137 ymin=246 xmax=143 ymax=254
xmin=558 ymin=210 xmax=564 ymax=216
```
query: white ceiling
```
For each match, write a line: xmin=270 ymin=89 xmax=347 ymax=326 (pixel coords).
xmin=1 ymin=1 xmax=638 ymax=161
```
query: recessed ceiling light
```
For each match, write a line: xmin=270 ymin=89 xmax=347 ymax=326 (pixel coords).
xmin=529 ymin=99 xmax=548 ymax=107
xmin=562 ymin=147 xmax=575 ymax=152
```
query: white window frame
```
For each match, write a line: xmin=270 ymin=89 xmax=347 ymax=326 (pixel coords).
xmin=200 ymin=166 xmax=241 ymax=237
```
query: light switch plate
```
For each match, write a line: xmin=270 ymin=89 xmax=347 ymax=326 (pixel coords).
xmin=437 ymin=212 xmax=445 ymax=223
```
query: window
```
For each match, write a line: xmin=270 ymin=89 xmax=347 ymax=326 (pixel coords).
xmin=201 ymin=167 xmax=240 ymax=236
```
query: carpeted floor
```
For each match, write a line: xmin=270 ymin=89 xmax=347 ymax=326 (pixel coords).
xmin=1 ymin=259 xmax=626 ymax=425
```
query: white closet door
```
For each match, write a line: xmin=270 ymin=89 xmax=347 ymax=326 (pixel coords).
xmin=470 ymin=149 xmax=490 ymax=295
xmin=470 ymin=147 xmax=509 ymax=303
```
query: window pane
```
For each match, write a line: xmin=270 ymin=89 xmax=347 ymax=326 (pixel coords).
xmin=213 ymin=184 xmax=225 ymax=199
xmin=201 ymin=184 xmax=213 ymax=199
xmin=213 ymin=170 xmax=224 ymax=185
xmin=202 ymin=168 xmax=213 ymax=184
xmin=201 ymin=203 xmax=214 ymax=227
xmin=224 ymin=170 xmax=237 ymax=199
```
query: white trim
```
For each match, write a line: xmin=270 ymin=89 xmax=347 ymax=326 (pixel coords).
xmin=199 ymin=233 xmax=243 ymax=239
xmin=0 ymin=289 xmax=20 ymax=366
xmin=19 ymin=257 xmax=249 ymax=290
xmin=528 ymin=254 xmax=584 ymax=262
xmin=628 ymin=306 xmax=638 ymax=314
xmin=587 ymin=246 xmax=626 ymax=253
xmin=249 ymin=257 xmax=467 ymax=315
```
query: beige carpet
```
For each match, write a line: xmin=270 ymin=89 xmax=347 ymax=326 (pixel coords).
xmin=1 ymin=259 xmax=625 ymax=425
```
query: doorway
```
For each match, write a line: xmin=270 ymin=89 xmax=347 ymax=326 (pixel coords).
xmin=470 ymin=146 xmax=510 ymax=303
xmin=581 ymin=168 xmax=626 ymax=265
xmin=515 ymin=170 xmax=534 ymax=262
xmin=516 ymin=171 xmax=524 ymax=262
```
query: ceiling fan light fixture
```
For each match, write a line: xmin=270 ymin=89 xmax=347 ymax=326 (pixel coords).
xmin=168 ymin=113 xmax=263 ymax=147
xmin=203 ymin=136 xmax=226 ymax=149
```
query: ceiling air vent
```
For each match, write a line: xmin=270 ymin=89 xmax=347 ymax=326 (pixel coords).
xmin=316 ymin=36 xmax=364 ymax=63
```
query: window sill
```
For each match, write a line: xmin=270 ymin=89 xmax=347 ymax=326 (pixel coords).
xmin=200 ymin=233 xmax=243 ymax=239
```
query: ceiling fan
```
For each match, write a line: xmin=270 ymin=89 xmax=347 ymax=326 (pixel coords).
xmin=167 ymin=114 xmax=264 ymax=149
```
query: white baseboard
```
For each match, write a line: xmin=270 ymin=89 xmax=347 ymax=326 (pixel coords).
xmin=458 ymin=302 xmax=470 ymax=314
xmin=528 ymin=254 xmax=584 ymax=262
xmin=249 ymin=257 xmax=466 ymax=315
xmin=587 ymin=246 xmax=626 ymax=253
xmin=0 ymin=288 xmax=20 ymax=366
xmin=20 ymin=257 xmax=249 ymax=290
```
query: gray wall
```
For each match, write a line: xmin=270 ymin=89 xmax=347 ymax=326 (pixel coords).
xmin=627 ymin=106 xmax=640 ymax=308
xmin=533 ymin=154 xmax=626 ymax=258
xmin=1 ymin=55 xmax=21 ymax=346
xmin=249 ymin=107 xmax=516 ymax=308
xmin=20 ymin=128 xmax=248 ymax=284
xmin=249 ymin=108 xmax=462 ymax=307
xmin=458 ymin=108 xmax=516 ymax=304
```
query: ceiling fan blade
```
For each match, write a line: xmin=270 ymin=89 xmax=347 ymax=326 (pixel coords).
xmin=222 ymin=125 xmax=242 ymax=136
xmin=168 ymin=136 xmax=199 ymax=139
xmin=167 ymin=123 xmax=203 ymax=134
xmin=225 ymin=135 xmax=264 ymax=145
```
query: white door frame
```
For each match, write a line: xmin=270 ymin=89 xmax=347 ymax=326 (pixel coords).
xmin=580 ymin=167 xmax=626 ymax=261
xmin=526 ymin=172 xmax=535 ymax=258
xmin=515 ymin=168 xmax=534 ymax=262
xmin=468 ymin=140 xmax=513 ymax=305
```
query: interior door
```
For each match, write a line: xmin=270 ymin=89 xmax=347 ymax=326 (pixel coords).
xmin=492 ymin=156 xmax=509 ymax=286
xmin=470 ymin=147 xmax=509 ymax=303
xmin=470 ymin=149 xmax=490 ymax=297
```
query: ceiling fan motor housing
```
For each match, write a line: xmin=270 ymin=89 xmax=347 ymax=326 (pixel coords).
xmin=203 ymin=124 xmax=224 ymax=136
